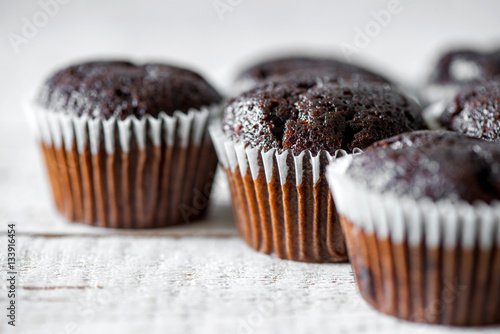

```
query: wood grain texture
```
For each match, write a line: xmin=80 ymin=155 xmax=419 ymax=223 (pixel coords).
xmin=3 ymin=235 xmax=499 ymax=334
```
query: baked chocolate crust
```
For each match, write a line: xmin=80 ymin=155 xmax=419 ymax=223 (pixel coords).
xmin=37 ymin=61 xmax=222 ymax=119
xmin=346 ymin=130 xmax=500 ymax=203
xmin=222 ymin=81 xmax=424 ymax=154
xmin=237 ymin=56 xmax=390 ymax=86
xmin=441 ymin=81 xmax=500 ymax=141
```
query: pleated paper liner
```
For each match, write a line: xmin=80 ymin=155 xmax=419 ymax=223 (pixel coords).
xmin=327 ymin=155 xmax=500 ymax=326
xmin=24 ymin=100 xmax=219 ymax=228
xmin=210 ymin=125 xmax=358 ymax=263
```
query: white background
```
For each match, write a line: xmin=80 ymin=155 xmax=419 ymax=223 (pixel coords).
xmin=3 ymin=0 xmax=500 ymax=93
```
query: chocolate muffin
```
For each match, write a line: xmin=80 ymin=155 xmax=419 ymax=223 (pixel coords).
xmin=223 ymin=80 xmax=424 ymax=153
xmin=430 ymin=50 xmax=498 ymax=85
xmin=27 ymin=60 xmax=222 ymax=228
xmin=234 ymin=55 xmax=390 ymax=93
xmin=440 ymin=80 xmax=500 ymax=141
xmin=327 ymin=130 xmax=500 ymax=325
xmin=211 ymin=80 xmax=425 ymax=263
xmin=421 ymin=49 xmax=500 ymax=106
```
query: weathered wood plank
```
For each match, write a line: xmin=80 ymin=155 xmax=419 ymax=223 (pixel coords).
xmin=1 ymin=235 xmax=499 ymax=334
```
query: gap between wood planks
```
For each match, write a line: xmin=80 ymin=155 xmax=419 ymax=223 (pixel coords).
xmin=0 ymin=231 xmax=238 ymax=238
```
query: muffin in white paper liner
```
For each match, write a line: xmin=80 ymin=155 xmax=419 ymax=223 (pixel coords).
xmin=24 ymin=98 xmax=219 ymax=229
xmin=326 ymin=154 xmax=500 ymax=326
xmin=210 ymin=124 xmax=361 ymax=263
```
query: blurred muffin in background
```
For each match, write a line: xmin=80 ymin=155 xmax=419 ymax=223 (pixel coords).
xmin=233 ymin=55 xmax=391 ymax=94
xmin=420 ymin=48 xmax=500 ymax=106
xmin=440 ymin=80 xmax=500 ymax=141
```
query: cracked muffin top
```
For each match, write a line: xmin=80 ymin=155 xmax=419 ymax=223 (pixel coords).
xmin=236 ymin=56 xmax=390 ymax=88
xmin=345 ymin=130 xmax=500 ymax=204
xmin=37 ymin=61 xmax=222 ymax=119
xmin=222 ymin=80 xmax=425 ymax=155
xmin=441 ymin=80 xmax=500 ymax=141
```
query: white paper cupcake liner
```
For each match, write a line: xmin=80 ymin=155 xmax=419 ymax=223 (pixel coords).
xmin=24 ymin=98 xmax=219 ymax=228
xmin=210 ymin=124 xmax=360 ymax=262
xmin=326 ymin=154 xmax=500 ymax=325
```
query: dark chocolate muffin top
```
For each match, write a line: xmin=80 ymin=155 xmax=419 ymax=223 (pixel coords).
xmin=222 ymin=80 xmax=425 ymax=155
xmin=37 ymin=61 xmax=222 ymax=119
xmin=237 ymin=56 xmax=390 ymax=87
xmin=345 ymin=130 xmax=500 ymax=204
xmin=441 ymin=81 xmax=500 ymax=141
xmin=429 ymin=49 xmax=499 ymax=85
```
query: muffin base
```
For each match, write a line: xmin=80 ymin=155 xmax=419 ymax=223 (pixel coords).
xmin=211 ymin=124 xmax=348 ymax=263
xmin=26 ymin=98 xmax=219 ymax=228
xmin=340 ymin=215 xmax=500 ymax=326
xmin=226 ymin=164 xmax=346 ymax=262
xmin=40 ymin=135 xmax=217 ymax=228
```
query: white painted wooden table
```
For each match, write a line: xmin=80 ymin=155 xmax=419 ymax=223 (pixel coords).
xmin=3 ymin=1 xmax=500 ymax=332
xmin=1 ymin=113 xmax=499 ymax=334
